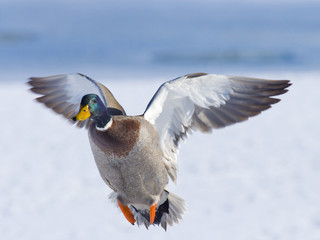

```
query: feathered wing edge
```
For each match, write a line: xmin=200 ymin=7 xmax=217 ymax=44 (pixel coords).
xmin=28 ymin=73 xmax=126 ymax=129
xmin=144 ymin=73 xmax=291 ymax=182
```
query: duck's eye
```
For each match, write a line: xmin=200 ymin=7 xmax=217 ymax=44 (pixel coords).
xmin=92 ymin=99 xmax=97 ymax=104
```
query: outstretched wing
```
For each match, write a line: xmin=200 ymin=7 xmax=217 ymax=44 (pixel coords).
xmin=143 ymin=73 xmax=291 ymax=181
xmin=28 ymin=73 xmax=126 ymax=128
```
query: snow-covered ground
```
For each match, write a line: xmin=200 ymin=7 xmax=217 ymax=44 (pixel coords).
xmin=1 ymin=71 xmax=319 ymax=240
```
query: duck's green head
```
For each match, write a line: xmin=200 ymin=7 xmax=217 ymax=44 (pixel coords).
xmin=72 ymin=94 xmax=106 ymax=121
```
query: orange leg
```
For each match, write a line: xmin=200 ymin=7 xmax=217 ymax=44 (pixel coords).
xmin=149 ymin=203 xmax=157 ymax=224
xmin=117 ymin=200 xmax=136 ymax=225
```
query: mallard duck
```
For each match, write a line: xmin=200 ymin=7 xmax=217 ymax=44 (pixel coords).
xmin=28 ymin=72 xmax=290 ymax=230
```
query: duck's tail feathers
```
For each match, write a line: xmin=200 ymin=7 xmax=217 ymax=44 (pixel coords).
xmin=130 ymin=190 xmax=185 ymax=230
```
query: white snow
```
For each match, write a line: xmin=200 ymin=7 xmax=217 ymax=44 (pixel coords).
xmin=1 ymin=71 xmax=320 ymax=240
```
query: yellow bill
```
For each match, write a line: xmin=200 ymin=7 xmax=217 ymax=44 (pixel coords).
xmin=72 ymin=104 xmax=91 ymax=121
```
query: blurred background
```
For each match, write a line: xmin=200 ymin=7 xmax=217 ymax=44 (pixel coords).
xmin=1 ymin=0 xmax=320 ymax=240
xmin=1 ymin=0 xmax=320 ymax=78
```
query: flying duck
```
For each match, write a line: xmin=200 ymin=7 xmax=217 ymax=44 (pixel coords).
xmin=28 ymin=72 xmax=290 ymax=230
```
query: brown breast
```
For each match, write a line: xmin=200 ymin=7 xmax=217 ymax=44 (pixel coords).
xmin=89 ymin=116 xmax=141 ymax=158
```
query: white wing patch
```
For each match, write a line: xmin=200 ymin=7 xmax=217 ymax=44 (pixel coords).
xmin=144 ymin=73 xmax=290 ymax=182
xmin=66 ymin=73 xmax=107 ymax=109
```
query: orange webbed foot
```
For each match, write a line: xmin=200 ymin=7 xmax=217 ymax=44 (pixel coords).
xmin=149 ymin=203 xmax=157 ymax=224
xmin=117 ymin=200 xmax=136 ymax=225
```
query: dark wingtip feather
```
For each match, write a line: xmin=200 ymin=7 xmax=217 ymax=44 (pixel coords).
xmin=271 ymin=80 xmax=291 ymax=96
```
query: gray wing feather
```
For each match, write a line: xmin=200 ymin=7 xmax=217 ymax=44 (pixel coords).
xmin=144 ymin=73 xmax=291 ymax=181
xmin=28 ymin=73 xmax=126 ymax=128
